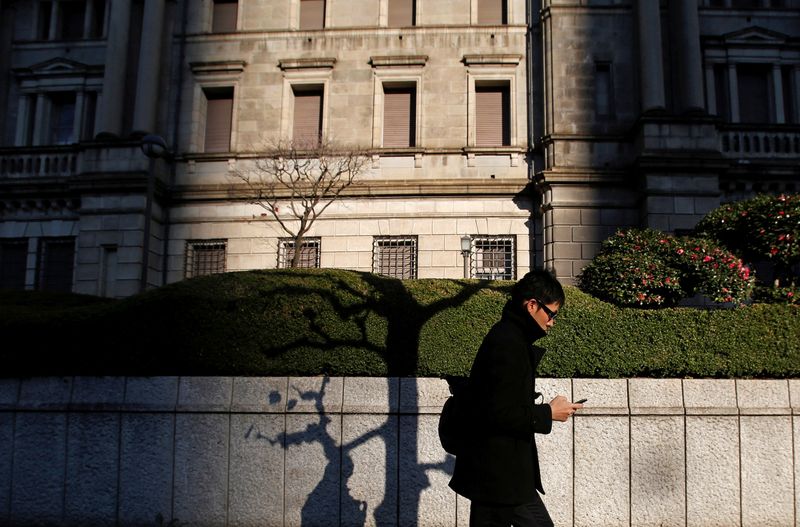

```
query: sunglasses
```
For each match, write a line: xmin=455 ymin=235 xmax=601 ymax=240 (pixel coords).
xmin=533 ymin=299 xmax=558 ymax=321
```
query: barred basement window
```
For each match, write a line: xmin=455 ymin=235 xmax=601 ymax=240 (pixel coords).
xmin=373 ymin=236 xmax=417 ymax=279
xmin=185 ymin=240 xmax=227 ymax=278
xmin=278 ymin=237 xmax=321 ymax=269
xmin=37 ymin=237 xmax=75 ymax=292
xmin=0 ymin=238 xmax=29 ymax=291
xmin=470 ymin=235 xmax=515 ymax=280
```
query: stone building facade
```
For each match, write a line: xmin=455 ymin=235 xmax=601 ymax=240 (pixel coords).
xmin=0 ymin=0 xmax=798 ymax=297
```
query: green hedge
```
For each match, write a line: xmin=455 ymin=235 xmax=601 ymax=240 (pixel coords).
xmin=2 ymin=269 xmax=798 ymax=378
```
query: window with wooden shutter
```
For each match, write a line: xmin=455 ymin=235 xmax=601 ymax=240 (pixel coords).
xmin=383 ymin=86 xmax=415 ymax=148
xmin=475 ymin=84 xmax=510 ymax=147
xmin=388 ymin=0 xmax=414 ymax=27
xmin=37 ymin=237 xmax=75 ymax=292
xmin=293 ymin=87 xmax=323 ymax=147
xmin=300 ymin=0 xmax=325 ymax=29
xmin=204 ymin=88 xmax=233 ymax=153
xmin=0 ymin=238 xmax=28 ymax=291
xmin=212 ymin=0 xmax=238 ymax=33
xmin=478 ymin=0 xmax=506 ymax=25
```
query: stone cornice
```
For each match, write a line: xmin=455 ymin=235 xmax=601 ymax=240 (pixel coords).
xmin=369 ymin=55 xmax=428 ymax=68
xmin=278 ymin=58 xmax=337 ymax=70
xmin=189 ymin=60 xmax=247 ymax=75
xmin=462 ymin=54 xmax=522 ymax=66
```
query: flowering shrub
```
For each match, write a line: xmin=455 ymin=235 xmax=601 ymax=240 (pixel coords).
xmin=695 ymin=194 xmax=800 ymax=272
xmin=578 ymin=228 xmax=755 ymax=307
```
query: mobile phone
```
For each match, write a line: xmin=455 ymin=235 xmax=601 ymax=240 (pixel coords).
xmin=574 ymin=398 xmax=588 ymax=404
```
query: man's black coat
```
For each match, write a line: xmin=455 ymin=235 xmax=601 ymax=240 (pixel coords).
xmin=449 ymin=300 xmax=553 ymax=505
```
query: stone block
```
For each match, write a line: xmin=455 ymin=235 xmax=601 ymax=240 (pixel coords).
xmin=124 ymin=377 xmax=179 ymax=411
xmin=572 ymin=378 xmax=628 ymax=415
xmin=645 ymin=195 xmax=674 ymax=214
xmin=791 ymin=379 xmax=800 ymax=413
xmin=17 ymin=376 xmax=72 ymax=410
xmin=285 ymin=413 xmax=342 ymax=527
xmin=400 ymin=377 xmax=450 ymax=414
xmin=229 ymin=414 xmax=285 ymax=527
xmin=399 ymin=415 xmax=456 ymax=527
xmin=683 ymin=379 xmax=737 ymax=415
xmin=740 ymin=416 xmax=794 ymax=526
xmin=10 ymin=413 xmax=66 ymax=525
xmin=686 ymin=416 xmax=740 ymax=526
xmin=0 ymin=413 xmax=12 ymax=524
xmin=64 ymin=413 xmax=119 ymax=526
xmin=574 ymin=416 xmax=629 ymax=527
xmin=70 ymin=376 xmax=125 ymax=410
xmin=537 ymin=379 xmax=573 ymax=527
xmin=553 ymin=243 xmax=582 ymax=259
xmin=173 ymin=414 xmax=230 ymax=526
xmin=629 ymin=378 xmax=683 ymax=415
xmin=342 ymin=414 xmax=398 ymax=526
xmin=552 ymin=208 xmax=581 ymax=225
xmin=119 ymin=414 xmax=175 ymax=526
xmin=0 ymin=379 xmax=19 ymax=409
xmin=343 ymin=377 xmax=399 ymax=414
xmin=231 ymin=377 xmax=288 ymax=413
xmin=630 ymin=416 xmax=684 ymax=527
xmin=456 ymin=493 xmax=471 ymax=527
xmin=177 ymin=376 xmax=233 ymax=412
xmin=674 ymin=196 xmax=695 ymax=214
xmin=287 ymin=377 xmax=343 ymax=413
xmin=737 ymin=379 xmax=790 ymax=415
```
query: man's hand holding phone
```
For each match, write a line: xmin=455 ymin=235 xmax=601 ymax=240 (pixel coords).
xmin=549 ymin=395 xmax=586 ymax=422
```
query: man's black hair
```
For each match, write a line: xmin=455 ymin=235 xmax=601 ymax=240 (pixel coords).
xmin=511 ymin=269 xmax=565 ymax=307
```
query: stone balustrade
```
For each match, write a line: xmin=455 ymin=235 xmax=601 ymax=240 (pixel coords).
xmin=0 ymin=376 xmax=797 ymax=526
xmin=720 ymin=127 xmax=800 ymax=159
xmin=0 ymin=148 xmax=80 ymax=178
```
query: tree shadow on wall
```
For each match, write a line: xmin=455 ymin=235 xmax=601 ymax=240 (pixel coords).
xmin=245 ymin=271 xmax=501 ymax=525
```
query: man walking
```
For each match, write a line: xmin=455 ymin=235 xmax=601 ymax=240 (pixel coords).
xmin=449 ymin=269 xmax=582 ymax=526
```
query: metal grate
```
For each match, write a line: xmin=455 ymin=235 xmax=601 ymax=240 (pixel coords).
xmin=373 ymin=236 xmax=417 ymax=279
xmin=278 ymin=238 xmax=321 ymax=269
xmin=185 ymin=240 xmax=227 ymax=278
xmin=470 ymin=235 xmax=515 ymax=280
xmin=37 ymin=237 xmax=75 ymax=292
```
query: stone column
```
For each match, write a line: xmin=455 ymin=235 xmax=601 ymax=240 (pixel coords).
xmin=704 ymin=63 xmax=716 ymax=115
xmin=671 ymin=0 xmax=705 ymax=112
xmin=793 ymin=66 xmax=800 ymax=123
xmin=83 ymin=0 xmax=94 ymax=38
xmin=727 ymin=64 xmax=739 ymax=123
xmin=772 ymin=65 xmax=785 ymax=124
xmin=48 ymin=1 xmax=59 ymax=40
xmin=636 ymin=0 xmax=665 ymax=112
xmin=14 ymin=96 xmax=31 ymax=146
xmin=96 ymin=0 xmax=131 ymax=137
xmin=132 ymin=0 xmax=166 ymax=135
xmin=73 ymin=91 xmax=86 ymax=141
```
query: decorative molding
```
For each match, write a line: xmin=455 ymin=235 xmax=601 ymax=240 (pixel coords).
xmin=462 ymin=54 xmax=522 ymax=66
xmin=369 ymin=55 xmax=429 ymax=68
xmin=189 ymin=60 xmax=247 ymax=76
xmin=278 ymin=58 xmax=337 ymax=71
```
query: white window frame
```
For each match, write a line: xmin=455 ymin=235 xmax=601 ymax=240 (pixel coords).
xmin=279 ymin=60 xmax=334 ymax=144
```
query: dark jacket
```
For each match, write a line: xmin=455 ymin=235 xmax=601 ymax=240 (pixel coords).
xmin=448 ymin=300 xmax=553 ymax=505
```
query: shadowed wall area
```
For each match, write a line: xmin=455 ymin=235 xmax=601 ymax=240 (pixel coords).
xmin=1 ymin=376 xmax=798 ymax=526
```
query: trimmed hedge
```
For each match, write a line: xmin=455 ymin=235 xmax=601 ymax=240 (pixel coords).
xmin=2 ymin=268 xmax=798 ymax=378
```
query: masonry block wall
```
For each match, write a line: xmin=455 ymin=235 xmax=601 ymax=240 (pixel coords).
xmin=0 ymin=376 xmax=798 ymax=527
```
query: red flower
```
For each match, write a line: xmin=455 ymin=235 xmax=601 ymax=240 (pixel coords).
xmin=789 ymin=292 xmax=795 ymax=298
xmin=677 ymin=248 xmax=685 ymax=255
xmin=770 ymin=247 xmax=779 ymax=255
xmin=703 ymin=256 xmax=713 ymax=263
xmin=778 ymin=211 xmax=785 ymax=216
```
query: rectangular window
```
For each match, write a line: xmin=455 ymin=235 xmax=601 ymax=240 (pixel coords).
xmin=185 ymin=240 xmax=227 ymax=278
xmin=38 ymin=1 xmax=53 ymax=40
xmin=470 ymin=235 xmax=515 ymax=280
xmin=89 ymin=0 xmax=107 ymax=38
xmin=300 ymin=0 xmax=325 ymax=30
xmin=713 ymin=64 xmax=730 ymax=121
xmin=478 ymin=0 xmax=507 ymax=24
xmin=0 ymin=239 xmax=29 ymax=291
xmin=782 ymin=66 xmax=795 ymax=124
xmin=737 ymin=64 xmax=771 ymax=123
xmin=25 ymin=96 xmax=38 ymax=146
xmin=204 ymin=87 xmax=233 ymax=153
xmin=595 ymin=63 xmax=613 ymax=118
xmin=37 ymin=237 xmax=75 ymax=292
xmin=212 ymin=0 xmax=238 ymax=33
xmin=383 ymin=85 xmax=416 ymax=148
xmin=278 ymin=238 xmax=321 ymax=269
xmin=293 ymin=86 xmax=323 ymax=148
xmin=59 ymin=1 xmax=86 ymax=40
xmin=100 ymin=245 xmax=118 ymax=298
xmin=475 ymin=84 xmax=510 ymax=147
xmin=388 ymin=0 xmax=415 ymax=27
xmin=50 ymin=92 xmax=76 ymax=145
xmin=373 ymin=236 xmax=417 ymax=279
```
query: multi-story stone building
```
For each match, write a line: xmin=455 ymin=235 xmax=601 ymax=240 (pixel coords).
xmin=0 ymin=0 xmax=797 ymax=297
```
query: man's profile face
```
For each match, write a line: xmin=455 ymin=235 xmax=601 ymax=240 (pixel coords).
xmin=525 ymin=299 xmax=560 ymax=333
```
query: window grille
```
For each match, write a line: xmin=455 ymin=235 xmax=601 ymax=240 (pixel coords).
xmin=470 ymin=235 xmax=515 ymax=280
xmin=0 ymin=238 xmax=29 ymax=291
xmin=373 ymin=236 xmax=417 ymax=279
xmin=278 ymin=238 xmax=321 ymax=269
xmin=185 ymin=240 xmax=227 ymax=278
xmin=37 ymin=237 xmax=75 ymax=292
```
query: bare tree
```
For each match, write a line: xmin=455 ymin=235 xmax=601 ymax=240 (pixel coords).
xmin=232 ymin=139 xmax=370 ymax=268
